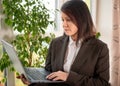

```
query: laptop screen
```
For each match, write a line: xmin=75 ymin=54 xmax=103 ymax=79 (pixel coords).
xmin=1 ymin=40 xmax=26 ymax=75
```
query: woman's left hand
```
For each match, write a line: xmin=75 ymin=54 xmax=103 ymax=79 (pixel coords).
xmin=46 ymin=71 xmax=68 ymax=81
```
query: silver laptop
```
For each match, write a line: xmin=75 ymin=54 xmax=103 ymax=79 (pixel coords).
xmin=1 ymin=40 xmax=64 ymax=83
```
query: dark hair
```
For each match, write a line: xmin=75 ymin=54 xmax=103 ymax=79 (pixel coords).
xmin=61 ymin=0 xmax=96 ymax=42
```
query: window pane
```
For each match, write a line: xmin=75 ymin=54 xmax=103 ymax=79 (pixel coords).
xmin=84 ymin=0 xmax=91 ymax=10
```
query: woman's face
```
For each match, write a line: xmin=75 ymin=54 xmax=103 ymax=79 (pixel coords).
xmin=61 ymin=12 xmax=78 ymax=40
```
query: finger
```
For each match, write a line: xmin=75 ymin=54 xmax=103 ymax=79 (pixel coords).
xmin=46 ymin=73 xmax=58 ymax=80
xmin=21 ymin=75 xmax=28 ymax=83
xmin=16 ymin=74 xmax=24 ymax=79
xmin=21 ymin=74 xmax=26 ymax=78
xmin=21 ymin=77 xmax=29 ymax=85
xmin=52 ymin=76 xmax=61 ymax=81
xmin=47 ymin=75 xmax=57 ymax=80
xmin=46 ymin=72 xmax=56 ymax=78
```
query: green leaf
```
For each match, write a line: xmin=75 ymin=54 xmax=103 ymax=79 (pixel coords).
xmin=95 ymin=32 xmax=101 ymax=39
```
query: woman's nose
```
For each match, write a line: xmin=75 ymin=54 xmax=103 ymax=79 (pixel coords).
xmin=63 ymin=21 xmax=68 ymax=27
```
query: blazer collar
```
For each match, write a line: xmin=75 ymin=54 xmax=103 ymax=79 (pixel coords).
xmin=70 ymin=37 xmax=94 ymax=71
xmin=59 ymin=36 xmax=69 ymax=71
xmin=59 ymin=36 xmax=95 ymax=71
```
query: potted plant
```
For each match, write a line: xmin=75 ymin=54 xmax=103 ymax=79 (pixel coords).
xmin=0 ymin=0 xmax=55 ymax=72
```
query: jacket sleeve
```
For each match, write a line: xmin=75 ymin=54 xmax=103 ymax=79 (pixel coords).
xmin=66 ymin=44 xmax=110 ymax=86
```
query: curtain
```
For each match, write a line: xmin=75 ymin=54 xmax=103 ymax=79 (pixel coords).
xmin=111 ymin=0 xmax=120 ymax=86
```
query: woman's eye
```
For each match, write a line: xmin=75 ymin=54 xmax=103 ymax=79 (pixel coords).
xmin=66 ymin=19 xmax=71 ymax=22
xmin=62 ymin=19 xmax=64 ymax=22
xmin=61 ymin=18 xmax=71 ymax=22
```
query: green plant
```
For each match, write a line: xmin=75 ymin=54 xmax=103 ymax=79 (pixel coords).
xmin=95 ymin=32 xmax=101 ymax=39
xmin=0 ymin=0 xmax=55 ymax=71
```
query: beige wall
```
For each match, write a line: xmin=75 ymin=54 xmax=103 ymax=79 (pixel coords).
xmin=95 ymin=0 xmax=113 ymax=84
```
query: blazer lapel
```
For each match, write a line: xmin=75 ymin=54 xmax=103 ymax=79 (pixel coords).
xmin=70 ymin=41 xmax=89 ymax=71
xmin=59 ymin=36 xmax=69 ymax=71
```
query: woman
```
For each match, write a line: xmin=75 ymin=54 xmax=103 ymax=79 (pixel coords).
xmin=19 ymin=0 xmax=110 ymax=86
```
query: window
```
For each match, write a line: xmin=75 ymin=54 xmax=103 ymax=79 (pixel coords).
xmin=84 ymin=0 xmax=91 ymax=10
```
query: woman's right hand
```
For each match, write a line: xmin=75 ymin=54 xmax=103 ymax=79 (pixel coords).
xmin=16 ymin=74 xmax=31 ymax=85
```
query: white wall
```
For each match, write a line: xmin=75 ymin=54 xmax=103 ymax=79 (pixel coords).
xmin=96 ymin=0 xmax=113 ymax=47
xmin=96 ymin=0 xmax=113 ymax=83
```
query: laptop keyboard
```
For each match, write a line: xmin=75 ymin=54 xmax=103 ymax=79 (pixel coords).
xmin=25 ymin=68 xmax=47 ymax=80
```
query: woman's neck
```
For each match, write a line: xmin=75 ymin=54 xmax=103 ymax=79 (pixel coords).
xmin=71 ymin=34 xmax=77 ymax=41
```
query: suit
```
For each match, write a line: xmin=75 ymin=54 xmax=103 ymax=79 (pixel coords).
xmin=29 ymin=35 xmax=110 ymax=86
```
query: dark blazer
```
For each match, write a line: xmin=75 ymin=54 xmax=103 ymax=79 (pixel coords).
xmin=29 ymin=35 xmax=110 ymax=86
